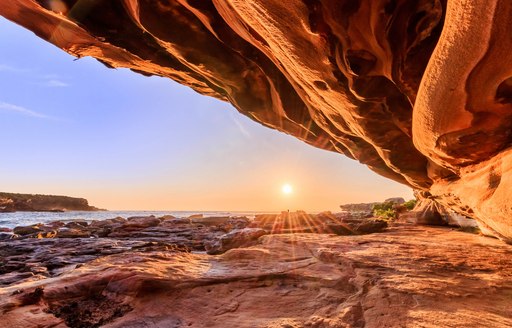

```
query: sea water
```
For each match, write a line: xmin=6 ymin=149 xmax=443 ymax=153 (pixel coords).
xmin=0 ymin=210 xmax=272 ymax=229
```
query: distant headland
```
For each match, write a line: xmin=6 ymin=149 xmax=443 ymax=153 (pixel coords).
xmin=0 ymin=192 xmax=103 ymax=213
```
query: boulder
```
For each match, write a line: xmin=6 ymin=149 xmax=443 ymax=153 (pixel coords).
xmin=13 ymin=224 xmax=42 ymax=236
xmin=322 ymin=223 xmax=353 ymax=236
xmin=216 ymin=217 xmax=251 ymax=232
xmin=206 ymin=228 xmax=267 ymax=255
xmin=123 ymin=216 xmax=161 ymax=229
xmin=56 ymin=229 xmax=91 ymax=238
xmin=45 ymin=221 xmax=65 ymax=229
xmin=190 ymin=216 xmax=231 ymax=226
xmin=64 ymin=221 xmax=88 ymax=229
xmin=90 ymin=217 xmax=125 ymax=228
xmin=0 ymin=233 xmax=18 ymax=240
xmin=158 ymin=215 xmax=177 ymax=221
xmin=351 ymin=219 xmax=388 ymax=234
xmin=167 ymin=218 xmax=192 ymax=225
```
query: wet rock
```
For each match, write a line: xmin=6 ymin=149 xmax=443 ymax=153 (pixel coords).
xmin=13 ymin=224 xmax=42 ymax=235
xmin=56 ymin=229 xmax=91 ymax=238
xmin=0 ymin=233 xmax=17 ymax=240
xmin=64 ymin=221 xmax=88 ymax=229
xmin=44 ymin=221 xmax=65 ymax=229
xmin=0 ymin=227 xmax=12 ymax=232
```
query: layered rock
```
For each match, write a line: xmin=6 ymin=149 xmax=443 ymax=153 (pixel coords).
xmin=0 ymin=1 xmax=511 ymax=239
xmin=1 ymin=223 xmax=511 ymax=327
xmin=0 ymin=192 xmax=101 ymax=212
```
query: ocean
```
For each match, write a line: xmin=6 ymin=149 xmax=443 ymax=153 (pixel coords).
xmin=0 ymin=210 xmax=275 ymax=229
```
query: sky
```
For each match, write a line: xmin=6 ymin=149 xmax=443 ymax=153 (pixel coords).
xmin=0 ymin=16 xmax=413 ymax=211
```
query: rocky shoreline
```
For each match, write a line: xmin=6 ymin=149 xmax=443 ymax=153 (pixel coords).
xmin=1 ymin=210 xmax=511 ymax=327
xmin=0 ymin=211 xmax=387 ymax=286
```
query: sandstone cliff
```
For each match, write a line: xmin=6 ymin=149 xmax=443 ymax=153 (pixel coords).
xmin=0 ymin=1 xmax=511 ymax=240
xmin=0 ymin=192 xmax=101 ymax=212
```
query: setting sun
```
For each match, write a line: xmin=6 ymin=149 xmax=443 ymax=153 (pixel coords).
xmin=282 ymin=184 xmax=293 ymax=195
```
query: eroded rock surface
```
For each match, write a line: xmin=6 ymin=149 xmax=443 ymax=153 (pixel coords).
xmin=0 ymin=1 xmax=511 ymax=238
xmin=0 ymin=212 xmax=389 ymax=286
xmin=1 ymin=223 xmax=511 ymax=327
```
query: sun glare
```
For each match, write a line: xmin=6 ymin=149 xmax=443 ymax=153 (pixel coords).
xmin=282 ymin=184 xmax=293 ymax=195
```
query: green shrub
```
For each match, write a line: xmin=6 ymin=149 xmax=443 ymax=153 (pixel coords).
xmin=372 ymin=201 xmax=395 ymax=220
xmin=403 ymin=199 xmax=417 ymax=210
xmin=373 ymin=208 xmax=396 ymax=220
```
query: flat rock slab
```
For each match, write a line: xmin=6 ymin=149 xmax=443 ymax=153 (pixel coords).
xmin=0 ymin=223 xmax=511 ymax=328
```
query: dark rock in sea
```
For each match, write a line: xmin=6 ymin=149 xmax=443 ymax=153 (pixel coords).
xmin=13 ymin=224 xmax=43 ymax=236
xmin=64 ymin=221 xmax=88 ymax=229
xmin=56 ymin=229 xmax=91 ymax=239
xmin=0 ymin=233 xmax=18 ymax=240
xmin=44 ymin=221 xmax=65 ymax=229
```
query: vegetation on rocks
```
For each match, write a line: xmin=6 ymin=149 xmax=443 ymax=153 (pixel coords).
xmin=373 ymin=199 xmax=417 ymax=221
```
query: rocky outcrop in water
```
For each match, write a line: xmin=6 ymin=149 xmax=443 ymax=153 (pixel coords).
xmin=0 ymin=1 xmax=511 ymax=240
xmin=0 ymin=192 xmax=102 ymax=212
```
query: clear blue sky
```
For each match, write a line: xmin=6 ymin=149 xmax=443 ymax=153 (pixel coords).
xmin=0 ymin=16 xmax=412 ymax=211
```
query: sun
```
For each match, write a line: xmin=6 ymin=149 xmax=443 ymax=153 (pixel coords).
xmin=282 ymin=184 xmax=293 ymax=195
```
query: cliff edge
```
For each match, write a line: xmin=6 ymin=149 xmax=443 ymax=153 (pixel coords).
xmin=0 ymin=192 xmax=102 ymax=212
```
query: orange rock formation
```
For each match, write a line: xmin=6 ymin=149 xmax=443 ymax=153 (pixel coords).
xmin=1 ymin=0 xmax=511 ymax=240
xmin=2 ymin=223 xmax=512 ymax=327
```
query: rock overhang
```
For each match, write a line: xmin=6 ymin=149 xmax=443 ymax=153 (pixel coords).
xmin=1 ymin=0 xmax=511 ymax=240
